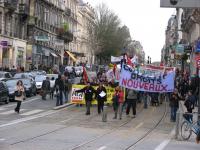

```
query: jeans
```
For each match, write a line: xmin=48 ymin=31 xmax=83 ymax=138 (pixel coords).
xmin=113 ymin=102 xmax=123 ymax=119
xmin=171 ymin=106 xmax=178 ymax=122
xmin=64 ymin=91 xmax=68 ymax=103
xmin=15 ymin=101 xmax=22 ymax=112
xmin=143 ymin=96 xmax=148 ymax=109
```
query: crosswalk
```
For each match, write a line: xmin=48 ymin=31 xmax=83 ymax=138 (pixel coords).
xmin=0 ymin=108 xmax=45 ymax=116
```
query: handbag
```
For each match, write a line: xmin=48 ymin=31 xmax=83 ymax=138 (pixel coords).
xmin=15 ymin=90 xmax=22 ymax=97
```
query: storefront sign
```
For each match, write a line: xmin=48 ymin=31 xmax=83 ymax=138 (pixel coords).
xmin=0 ymin=41 xmax=8 ymax=47
xmin=71 ymin=84 xmax=115 ymax=104
xmin=34 ymin=36 xmax=50 ymax=42
xmin=119 ymin=65 xmax=175 ymax=93
xmin=176 ymin=44 xmax=184 ymax=55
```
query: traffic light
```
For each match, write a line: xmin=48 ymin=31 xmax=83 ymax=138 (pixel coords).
xmin=170 ymin=0 xmax=178 ymax=5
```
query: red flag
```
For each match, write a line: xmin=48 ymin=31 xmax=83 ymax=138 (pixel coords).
xmin=113 ymin=64 xmax=117 ymax=76
xmin=82 ymin=66 xmax=89 ymax=83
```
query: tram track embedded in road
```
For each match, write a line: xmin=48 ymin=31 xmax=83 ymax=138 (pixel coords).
xmin=124 ymin=100 xmax=168 ymax=150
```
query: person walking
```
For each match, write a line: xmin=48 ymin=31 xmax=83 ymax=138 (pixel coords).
xmin=96 ymin=83 xmax=107 ymax=114
xmin=14 ymin=80 xmax=25 ymax=113
xmin=76 ymin=82 xmax=96 ymax=115
xmin=41 ymin=77 xmax=51 ymax=100
xmin=63 ymin=75 xmax=70 ymax=103
xmin=112 ymin=86 xmax=124 ymax=120
xmin=126 ymin=89 xmax=137 ymax=118
xmin=169 ymin=88 xmax=180 ymax=122
xmin=55 ymin=74 xmax=65 ymax=106
xmin=184 ymin=90 xmax=195 ymax=122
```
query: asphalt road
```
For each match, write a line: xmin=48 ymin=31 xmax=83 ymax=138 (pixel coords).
xmin=0 ymin=95 xmax=199 ymax=150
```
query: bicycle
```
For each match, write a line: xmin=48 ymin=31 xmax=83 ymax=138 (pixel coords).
xmin=181 ymin=112 xmax=200 ymax=140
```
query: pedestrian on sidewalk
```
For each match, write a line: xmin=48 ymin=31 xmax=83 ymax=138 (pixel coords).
xmin=63 ymin=75 xmax=70 ymax=103
xmin=112 ymin=86 xmax=124 ymax=120
xmin=41 ymin=77 xmax=50 ymax=100
xmin=76 ymin=82 xmax=96 ymax=115
xmin=55 ymin=74 xmax=65 ymax=106
xmin=96 ymin=82 xmax=107 ymax=114
xmin=169 ymin=88 xmax=180 ymax=122
xmin=126 ymin=89 xmax=137 ymax=118
xmin=14 ymin=80 xmax=25 ymax=113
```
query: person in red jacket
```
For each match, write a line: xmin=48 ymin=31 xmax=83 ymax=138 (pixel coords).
xmin=112 ymin=86 xmax=124 ymax=120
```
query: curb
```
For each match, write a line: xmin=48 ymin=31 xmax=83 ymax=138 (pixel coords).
xmin=53 ymin=103 xmax=74 ymax=110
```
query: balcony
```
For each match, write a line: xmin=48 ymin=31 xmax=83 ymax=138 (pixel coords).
xmin=57 ymin=28 xmax=73 ymax=43
xmin=65 ymin=8 xmax=71 ymax=16
xmin=19 ymin=3 xmax=29 ymax=16
xmin=4 ymin=0 xmax=18 ymax=12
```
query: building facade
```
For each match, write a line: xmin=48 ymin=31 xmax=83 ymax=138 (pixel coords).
xmin=76 ymin=1 xmax=95 ymax=65
xmin=0 ymin=0 xmax=28 ymax=69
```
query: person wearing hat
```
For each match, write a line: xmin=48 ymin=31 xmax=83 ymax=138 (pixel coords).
xmin=76 ymin=82 xmax=96 ymax=115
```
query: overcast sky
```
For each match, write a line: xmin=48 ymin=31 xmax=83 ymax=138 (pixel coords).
xmin=85 ymin=0 xmax=175 ymax=62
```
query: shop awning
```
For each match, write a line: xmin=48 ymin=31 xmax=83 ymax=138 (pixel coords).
xmin=51 ymin=52 xmax=58 ymax=57
xmin=66 ymin=51 xmax=77 ymax=62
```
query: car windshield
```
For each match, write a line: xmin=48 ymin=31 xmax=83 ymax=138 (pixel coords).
xmin=6 ymin=80 xmax=17 ymax=88
xmin=22 ymin=79 xmax=31 ymax=85
xmin=35 ymin=75 xmax=46 ymax=82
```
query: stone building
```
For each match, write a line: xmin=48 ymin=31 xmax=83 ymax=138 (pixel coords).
xmin=27 ymin=0 xmax=76 ymax=69
xmin=76 ymin=1 xmax=95 ymax=65
xmin=0 ymin=0 xmax=28 ymax=69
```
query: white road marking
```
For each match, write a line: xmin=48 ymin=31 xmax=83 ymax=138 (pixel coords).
xmin=20 ymin=109 xmax=43 ymax=116
xmin=60 ymin=118 xmax=72 ymax=123
xmin=97 ymin=146 xmax=107 ymax=150
xmin=0 ymin=104 xmax=74 ymax=128
xmin=0 ymin=138 xmax=5 ymax=141
xmin=0 ymin=109 xmax=25 ymax=115
xmin=154 ymin=139 xmax=170 ymax=150
xmin=135 ymin=122 xmax=144 ymax=129
xmin=3 ymin=97 xmax=40 ymax=108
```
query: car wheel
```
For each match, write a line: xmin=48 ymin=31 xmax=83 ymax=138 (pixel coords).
xmin=5 ymin=97 xmax=9 ymax=104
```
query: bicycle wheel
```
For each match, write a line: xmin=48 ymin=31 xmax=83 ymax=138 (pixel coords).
xmin=181 ymin=121 xmax=192 ymax=140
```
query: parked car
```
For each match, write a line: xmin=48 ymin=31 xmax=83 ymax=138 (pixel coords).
xmin=0 ymin=81 xmax=9 ymax=104
xmin=0 ymin=71 xmax=12 ymax=81
xmin=35 ymin=75 xmax=46 ymax=91
xmin=22 ymin=78 xmax=37 ymax=97
xmin=13 ymin=73 xmax=34 ymax=82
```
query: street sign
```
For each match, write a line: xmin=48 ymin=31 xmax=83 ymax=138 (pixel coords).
xmin=34 ymin=35 xmax=50 ymax=42
xmin=160 ymin=0 xmax=200 ymax=8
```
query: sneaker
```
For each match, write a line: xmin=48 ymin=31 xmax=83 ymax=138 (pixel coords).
xmin=132 ymin=115 xmax=136 ymax=118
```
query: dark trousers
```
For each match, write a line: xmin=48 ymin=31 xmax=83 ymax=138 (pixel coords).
xmin=15 ymin=101 xmax=22 ymax=112
xmin=170 ymin=106 xmax=178 ymax=122
xmin=42 ymin=90 xmax=47 ymax=100
xmin=56 ymin=90 xmax=63 ymax=106
xmin=126 ymin=99 xmax=136 ymax=115
xmin=97 ymin=100 xmax=104 ymax=114
xmin=86 ymin=100 xmax=91 ymax=115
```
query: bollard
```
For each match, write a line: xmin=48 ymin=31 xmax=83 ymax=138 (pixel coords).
xmin=102 ymin=105 xmax=107 ymax=122
xmin=175 ymin=109 xmax=180 ymax=139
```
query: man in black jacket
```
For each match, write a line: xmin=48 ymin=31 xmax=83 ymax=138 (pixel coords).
xmin=55 ymin=74 xmax=65 ymax=106
xmin=41 ymin=77 xmax=50 ymax=100
xmin=76 ymin=82 xmax=96 ymax=115
xmin=96 ymin=83 xmax=107 ymax=114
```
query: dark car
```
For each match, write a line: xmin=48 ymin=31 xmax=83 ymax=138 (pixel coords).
xmin=0 ymin=71 xmax=12 ymax=81
xmin=0 ymin=81 xmax=9 ymax=104
xmin=22 ymin=78 xmax=37 ymax=97
xmin=4 ymin=78 xmax=37 ymax=100
xmin=4 ymin=79 xmax=18 ymax=100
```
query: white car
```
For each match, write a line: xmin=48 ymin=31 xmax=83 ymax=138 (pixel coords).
xmin=35 ymin=75 xmax=46 ymax=90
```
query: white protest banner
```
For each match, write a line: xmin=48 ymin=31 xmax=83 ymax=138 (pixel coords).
xmin=111 ymin=56 xmax=123 ymax=63
xmin=119 ymin=65 xmax=175 ymax=93
xmin=106 ymin=68 xmax=120 ymax=82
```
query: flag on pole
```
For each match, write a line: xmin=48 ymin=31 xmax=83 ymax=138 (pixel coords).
xmin=82 ymin=65 xmax=89 ymax=83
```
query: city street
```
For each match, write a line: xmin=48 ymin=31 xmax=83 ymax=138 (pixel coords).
xmin=0 ymin=96 xmax=198 ymax=150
